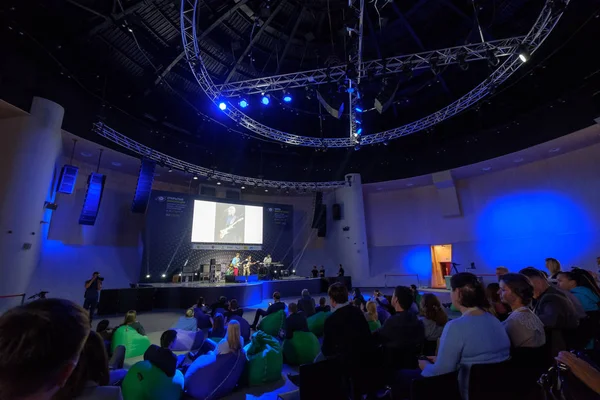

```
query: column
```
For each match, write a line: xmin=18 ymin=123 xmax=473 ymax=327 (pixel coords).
xmin=0 ymin=98 xmax=64 ymax=312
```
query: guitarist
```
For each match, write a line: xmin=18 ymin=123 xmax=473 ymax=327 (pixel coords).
xmin=242 ymin=255 xmax=258 ymax=276
xmin=217 ymin=205 xmax=244 ymax=242
xmin=229 ymin=253 xmax=241 ymax=276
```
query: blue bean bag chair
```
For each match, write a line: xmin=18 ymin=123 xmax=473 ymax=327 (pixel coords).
xmin=184 ymin=351 xmax=246 ymax=400
xmin=172 ymin=329 xmax=205 ymax=352
xmin=229 ymin=315 xmax=251 ymax=343
xmin=111 ymin=325 xmax=151 ymax=359
xmin=122 ymin=360 xmax=184 ymax=400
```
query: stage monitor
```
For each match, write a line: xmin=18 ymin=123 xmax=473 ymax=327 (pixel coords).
xmin=191 ymin=200 xmax=263 ymax=245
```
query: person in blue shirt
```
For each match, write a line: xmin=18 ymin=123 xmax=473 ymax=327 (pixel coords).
xmin=171 ymin=309 xmax=198 ymax=331
xmin=557 ymin=269 xmax=600 ymax=312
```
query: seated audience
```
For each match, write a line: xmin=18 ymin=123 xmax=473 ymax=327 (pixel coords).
xmin=224 ymin=299 xmax=244 ymax=321
xmin=96 ymin=319 xmax=113 ymax=342
xmin=373 ymin=286 xmax=424 ymax=355
xmin=144 ymin=330 xmax=177 ymax=378
xmin=54 ymin=331 xmax=122 ymax=400
xmin=546 ymin=257 xmax=562 ymax=280
xmin=209 ymin=313 xmax=226 ymax=340
xmin=121 ymin=310 xmax=146 ymax=335
xmin=374 ymin=289 xmax=394 ymax=318
xmin=519 ymin=267 xmax=579 ymax=329
xmin=194 ymin=297 xmax=210 ymax=314
xmin=210 ymin=296 xmax=229 ymax=316
xmin=353 ymin=288 xmax=366 ymax=308
xmin=315 ymin=297 xmax=331 ymax=313
xmin=216 ymin=320 xmax=244 ymax=355
xmin=557 ymin=269 xmax=600 ymax=312
xmin=319 ymin=265 xmax=325 ymax=278
xmin=496 ymin=266 xmax=509 ymax=281
xmin=194 ymin=299 xmax=212 ymax=331
xmin=250 ymin=291 xmax=286 ymax=329
xmin=410 ymin=284 xmax=421 ymax=312
xmin=297 ymin=289 xmax=316 ymax=316
xmin=499 ymin=273 xmax=546 ymax=348
xmin=311 ymin=265 xmax=319 ymax=278
xmin=321 ymin=282 xmax=374 ymax=362
xmin=486 ymin=283 xmax=510 ymax=321
xmin=419 ymin=293 xmax=448 ymax=342
xmin=352 ymin=297 xmax=364 ymax=310
xmin=555 ymin=351 xmax=600 ymax=395
xmin=419 ymin=273 xmax=511 ymax=398
xmin=365 ymin=301 xmax=381 ymax=331
xmin=285 ymin=303 xmax=309 ymax=340
xmin=171 ymin=309 xmax=198 ymax=331
xmin=0 ymin=299 xmax=90 ymax=400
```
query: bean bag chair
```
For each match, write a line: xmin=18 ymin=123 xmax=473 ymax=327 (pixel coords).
xmin=257 ymin=310 xmax=285 ymax=337
xmin=111 ymin=325 xmax=151 ymax=359
xmin=368 ymin=320 xmax=381 ymax=332
xmin=122 ymin=360 xmax=184 ymax=400
xmin=244 ymin=331 xmax=283 ymax=386
xmin=184 ymin=350 xmax=246 ymax=400
xmin=307 ymin=311 xmax=331 ymax=337
xmin=172 ymin=329 xmax=205 ymax=352
xmin=282 ymin=331 xmax=320 ymax=366
xmin=229 ymin=315 xmax=251 ymax=343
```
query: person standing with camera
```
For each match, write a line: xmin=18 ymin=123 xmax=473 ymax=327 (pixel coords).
xmin=84 ymin=271 xmax=103 ymax=321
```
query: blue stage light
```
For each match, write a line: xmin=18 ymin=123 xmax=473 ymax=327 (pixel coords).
xmin=355 ymin=106 xmax=363 ymax=112
xmin=356 ymin=128 xmax=363 ymax=135
xmin=283 ymin=95 xmax=292 ymax=103
xmin=218 ymin=102 xmax=227 ymax=110
xmin=239 ymin=99 xmax=248 ymax=108
xmin=261 ymin=96 xmax=270 ymax=105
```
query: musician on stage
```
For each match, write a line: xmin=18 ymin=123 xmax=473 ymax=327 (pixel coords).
xmin=319 ymin=265 xmax=326 ymax=278
xmin=263 ymin=254 xmax=272 ymax=266
xmin=311 ymin=265 xmax=319 ymax=278
xmin=216 ymin=205 xmax=244 ymax=243
xmin=242 ymin=255 xmax=257 ymax=276
xmin=230 ymin=253 xmax=241 ymax=276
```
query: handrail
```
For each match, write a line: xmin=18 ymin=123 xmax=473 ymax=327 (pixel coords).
xmin=0 ymin=293 xmax=26 ymax=305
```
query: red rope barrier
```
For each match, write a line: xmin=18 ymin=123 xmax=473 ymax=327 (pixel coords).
xmin=0 ymin=294 xmax=25 ymax=299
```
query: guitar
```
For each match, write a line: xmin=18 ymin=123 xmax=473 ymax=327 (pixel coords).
xmin=219 ymin=217 xmax=244 ymax=239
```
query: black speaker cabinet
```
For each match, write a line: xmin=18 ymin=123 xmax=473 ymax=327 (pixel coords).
xmin=210 ymin=258 xmax=216 ymax=265
xmin=332 ymin=203 xmax=341 ymax=220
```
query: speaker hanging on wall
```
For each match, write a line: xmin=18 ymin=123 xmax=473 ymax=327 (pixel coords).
xmin=131 ymin=158 xmax=156 ymax=213
xmin=57 ymin=139 xmax=79 ymax=194
xmin=311 ymin=191 xmax=324 ymax=228
xmin=332 ymin=203 xmax=341 ymax=220
xmin=317 ymin=206 xmax=327 ymax=237
xmin=79 ymin=172 xmax=106 ymax=225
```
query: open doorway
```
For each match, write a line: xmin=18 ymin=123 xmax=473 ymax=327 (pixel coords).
xmin=431 ymin=244 xmax=452 ymax=288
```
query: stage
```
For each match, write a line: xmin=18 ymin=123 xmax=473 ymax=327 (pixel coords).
xmin=97 ymin=276 xmax=352 ymax=316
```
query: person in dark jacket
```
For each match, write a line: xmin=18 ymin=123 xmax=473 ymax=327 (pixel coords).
xmin=338 ymin=264 xmax=345 ymax=277
xmin=285 ymin=303 xmax=309 ymax=339
xmin=297 ymin=289 xmax=316 ymax=317
xmin=210 ymin=296 xmax=229 ymax=317
xmin=250 ymin=291 xmax=286 ymax=329
xmin=311 ymin=266 xmax=319 ymax=278
xmin=319 ymin=266 xmax=326 ymax=278
xmin=315 ymin=297 xmax=331 ymax=313
xmin=225 ymin=299 xmax=244 ymax=321
xmin=144 ymin=330 xmax=177 ymax=378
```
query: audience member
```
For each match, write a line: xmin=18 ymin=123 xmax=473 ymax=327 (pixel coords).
xmin=365 ymin=301 xmax=381 ymax=331
xmin=297 ymin=289 xmax=316 ymax=316
xmin=194 ymin=297 xmax=210 ymax=314
xmin=209 ymin=313 xmax=226 ymax=340
xmin=499 ymin=273 xmax=546 ymax=348
xmin=194 ymin=298 xmax=212 ymax=330
xmin=321 ymin=282 xmax=374 ymax=362
xmin=486 ymin=282 xmax=510 ymax=321
xmin=496 ymin=266 xmax=509 ymax=281
xmin=216 ymin=320 xmax=244 ymax=355
xmin=319 ymin=265 xmax=325 ymax=278
xmin=121 ymin=310 xmax=146 ymax=335
xmin=54 ymin=331 xmax=122 ymax=400
xmin=374 ymin=289 xmax=394 ymax=319
xmin=315 ymin=297 xmax=331 ymax=313
xmin=210 ymin=296 xmax=229 ymax=316
xmin=338 ymin=264 xmax=345 ymax=277
xmin=352 ymin=297 xmax=364 ymax=310
xmin=96 ymin=320 xmax=113 ymax=342
xmin=225 ymin=299 xmax=244 ymax=320
xmin=557 ymin=269 xmax=600 ymax=312
xmin=311 ymin=266 xmax=319 ymax=278
xmin=0 ymin=299 xmax=90 ymax=400
xmin=545 ymin=257 xmax=562 ymax=280
xmin=171 ymin=309 xmax=197 ymax=331
xmin=419 ymin=273 xmax=511 ymax=398
xmin=143 ymin=330 xmax=177 ymax=378
xmin=285 ymin=303 xmax=310 ymax=339
xmin=373 ymin=286 xmax=424 ymax=357
xmin=419 ymin=293 xmax=448 ymax=342
xmin=519 ymin=267 xmax=579 ymax=329
xmin=410 ymin=284 xmax=421 ymax=311
xmin=353 ymin=288 xmax=366 ymax=308
xmin=555 ymin=351 xmax=600 ymax=395
xmin=250 ymin=292 xmax=286 ymax=329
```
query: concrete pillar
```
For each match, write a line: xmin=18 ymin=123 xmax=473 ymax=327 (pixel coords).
xmin=0 ymin=98 xmax=63 ymax=312
xmin=329 ymin=173 xmax=370 ymax=285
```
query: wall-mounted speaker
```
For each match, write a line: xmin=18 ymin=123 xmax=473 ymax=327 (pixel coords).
xmin=56 ymin=165 xmax=79 ymax=194
xmin=317 ymin=206 xmax=327 ymax=237
xmin=332 ymin=203 xmax=341 ymax=220
xmin=131 ymin=159 xmax=156 ymax=213
xmin=311 ymin=192 xmax=324 ymax=228
xmin=79 ymin=173 xmax=106 ymax=226
xmin=200 ymin=186 xmax=216 ymax=197
xmin=210 ymin=258 xmax=216 ymax=265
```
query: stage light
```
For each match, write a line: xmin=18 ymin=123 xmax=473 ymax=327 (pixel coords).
xmin=241 ymin=186 xmax=245 ymax=189
xmin=457 ymin=51 xmax=469 ymax=71
xmin=161 ymin=274 xmax=166 ymax=278
xmin=146 ymin=274 xmax=150 ymax=278
xmin=265 ymin=189 xmax=268 ymax=192
xmin=292 ymin=269 xmax=296 ymax=274
xmin=354 ymin=144 xmax=361 ymax=151
xmin=518 ymin=45 xmax=530 ymax=63
xmin=239 ymin=99 xmax=249 ymax=108
xmin=283 ymin=94 xmax=292 ymax=103
xmin=355 ymin=106 xmax=363 ymax=113
xmin=217 ymin=181 xmax=221 ymax=185
xmin=280 ymin=270 xmax=283 ymax=274
xmin=218 ymin=102 xmax=227 ymax=110
xmin=356 ymin=127 xmax=362 ymax=135
xmin=261 ymin=95 xmax=270 ymax=105
xmin=168 ymin=168 xmax=173 ymax=172
xmin=193 ymin=175 xmax=198 ymax=180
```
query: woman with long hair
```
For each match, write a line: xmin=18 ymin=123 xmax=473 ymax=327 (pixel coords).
xmin=53 ymin=332 xmax=122 ymax=400
xmin=121 ymin=310 xmax=146 ymax=335
xmin=216 ymin=320 xmax=244 ymax=355
xmin=499 ymin=273 xmax=545 ymax=348
xmin=209 ymin=313 xmax=226 ymax=340
xmin=486 ymin=283 xmax=510 ymax=321
xmin=365 ymin=301 xmax=381 ymax=331
xmin=545 ymin=257 xmax=562 ymax=280
xmin=557 ymin=268 xmax=600 ymax=312
xmin=419 ymin=293 xmax=448 ymax=341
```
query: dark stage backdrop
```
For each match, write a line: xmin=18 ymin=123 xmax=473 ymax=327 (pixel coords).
xmin=141 ymin=190 xmax=294 ymax=282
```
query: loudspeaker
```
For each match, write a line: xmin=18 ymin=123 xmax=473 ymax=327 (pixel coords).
xmin=332 ymin=203 xmax=341 ymax=220
xmin=201 ymin=186 xmax=216 ymax=196
xmin=57 ymin=165 xmax=79 ymax=194
xmin=131 ymin=159 xmax=156 ymax=213
xmin=311 ymin=192 xmax=324 ymax=228
xmin=226 ymin=190 xmax=240 ymax=200
xmin=317 ymin=207 xmax=327 ymax=237
xmin=79 ymin=173 xmax=106 ymax=226
xmin=210 ymin=258 xmax=216 ymax=265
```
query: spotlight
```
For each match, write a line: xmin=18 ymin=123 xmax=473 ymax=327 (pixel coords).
xmin=354 ymin=144 xmax=361 ymax=151
xmin=355 ymin=106 xmax=363 ymax=113
xmin=239 ymin=99 xmax=249 ymax=108
xmin=217 ymin=181 xmax=221 ymax=185
xmin=283 ymin=94 xmax=292 ymax=103
xmin=356 ymin=127 xmax=363 ymax=135
xmin=292 ymin=269 xmax=296 ymax=274
xmin=241 ymin=186 xmax=245 ymax=189
xmin=261 ymin=95 xmax=270 ymax=105
xmin=218 ymin=102 xmax=227 ymax=110
xmin=146 ymin=274 xmax=150 ymax=278
xmin=193 ymin=175 xmax=198 ymax=180
xmin=518 ymin=45 xmax=530 ymax=63
xmin=161 ymin=274 xmax=166 ymax=278
xmin=168 ymin=168 xmax=173 ymax=172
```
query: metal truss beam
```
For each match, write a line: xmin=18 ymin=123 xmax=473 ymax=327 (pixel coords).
xmin=348 ymin=0 xmax=365 ymax=142
xmin=179 ymin=0 xmax=566 ymax=148
xmin=92 ymin=122 xmax=346 ymax=190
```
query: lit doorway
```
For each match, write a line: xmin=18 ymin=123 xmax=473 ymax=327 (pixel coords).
xmin=431 ymin=244 xmax=452 ymax=288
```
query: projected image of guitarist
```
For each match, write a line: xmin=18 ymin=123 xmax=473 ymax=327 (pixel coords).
xmin=215 ymin=205 xmax=245 ymax=243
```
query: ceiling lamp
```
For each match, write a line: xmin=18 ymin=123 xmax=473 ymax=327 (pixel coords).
xmin=518 ymin=45 xmax=531 ymax=62
xmin=283 ymin=92 xmax=292 ymax=103
xmin=218 ymin=102 xmax=227 ymax=110
xmin=239 ymin=99 xmax=249 ymax=108
xmin=261 ymin=94 xmax=270 ymax=105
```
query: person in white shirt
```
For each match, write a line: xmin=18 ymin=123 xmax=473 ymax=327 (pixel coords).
xmin=216 ymin=320 xmax=244 ymax=355
xmin=263 ymin=254 xmax=272 ymax=265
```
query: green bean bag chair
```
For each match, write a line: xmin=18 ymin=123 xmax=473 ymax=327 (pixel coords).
xmin=283 ymin=331 xmax=320 ymax=366
xmin=111 ymin=325 xmax=151 ymax=359
xmin=368 ymin=320 xmax=381 ymax=332
xmin=307 ymin=311 xmax=331 ymax=337
xmin=244 ymin=331 xmax=283 ymax=386
xmin=122 ymin=360 xmax=184 ymax=400
xmin=257 ymin=310 xmax=285 ymax=337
